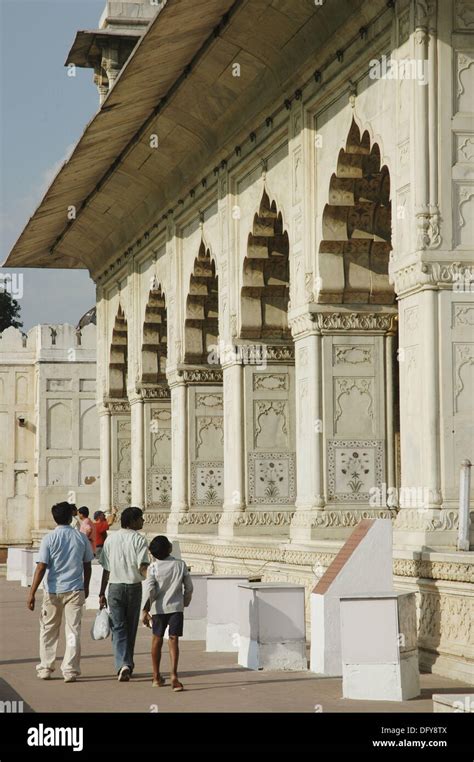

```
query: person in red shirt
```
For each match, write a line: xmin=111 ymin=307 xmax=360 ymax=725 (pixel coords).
xmin=93 ymin=507 xmax=118 ymax=560
xmin=78 ymin=506 xmax=96 ymax=553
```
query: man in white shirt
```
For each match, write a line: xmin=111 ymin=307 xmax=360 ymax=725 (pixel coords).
xmin=98 ymin=507 xmax=149 ymax=681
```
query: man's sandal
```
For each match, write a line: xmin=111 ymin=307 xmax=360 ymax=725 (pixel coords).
xmin=152 ymin=676 xmax=166 ymax=687
xmin=171 ymin=679 xmax=184 ymax=692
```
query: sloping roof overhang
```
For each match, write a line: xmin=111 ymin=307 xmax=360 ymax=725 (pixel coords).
xmin=4 ymin=0 xmax=370 ymax=276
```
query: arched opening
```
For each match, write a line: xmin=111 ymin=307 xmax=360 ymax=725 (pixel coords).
xmin=108 ymin=305 xmax=128 ymax=398
xmin=142 ymin=284 xmax=167 ymax=384
xmin=184 ymin=242 xmax=219 ymax=364
xmin=319 ymin=119 xmax=394 ymax=305
xmin=241 ymin=190 xmax=290 ymax=339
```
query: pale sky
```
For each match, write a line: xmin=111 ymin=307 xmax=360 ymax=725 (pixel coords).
xmin=0 ymin=0 xmax=105 ymax=329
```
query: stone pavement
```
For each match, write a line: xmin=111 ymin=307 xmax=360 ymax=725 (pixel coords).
xmin=0 ymin=579 xmax=470 ymax=714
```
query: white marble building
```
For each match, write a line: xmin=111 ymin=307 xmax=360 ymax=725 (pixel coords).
xmin=4 ymin=0 xmax=474 ymax=682
xmin=0 ymin=323 xmax=99 ymax=547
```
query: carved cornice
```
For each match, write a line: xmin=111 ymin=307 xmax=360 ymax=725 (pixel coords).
xmin=103 ymin=397 xmax=130 ymax=413
xmin=138 ymin=384 xmax=171 ymax=400
xmin=290 ymin=311 xmax=398 ymax=337
xmin=263 ymin=345 xmax=295 ymax=363
xmin=177 ymin=368 xmax=223 ymax=385
xmin=390 ymin=260 xmax=474 ymax=296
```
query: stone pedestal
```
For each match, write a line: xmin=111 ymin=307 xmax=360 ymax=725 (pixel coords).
xmin=20 ymin=548 xmax=39 ymax=587
xmin=340 ymin=591 xmax=420 ymax=701
xmin=85 ymin=561 xmax=103 ymax=610
xmin=182 ymin=573 xmax=207 ymax=640
xmin=238 ymin=582 xmax=307 ymax=670
xmin=7 ymin=547 xmax=26 ymax=581
xmin=206 ymin=575 xmax=250 ymax=652
xmin=310 ymin=518 xmax=393 ymax=675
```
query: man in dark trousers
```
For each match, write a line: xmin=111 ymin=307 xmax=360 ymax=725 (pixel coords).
xmin=98 ymin=506 xmax=149 ymax=681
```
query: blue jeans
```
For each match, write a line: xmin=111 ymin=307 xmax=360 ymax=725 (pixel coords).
xmin=108 ymin=583 xmax=142 ymax=673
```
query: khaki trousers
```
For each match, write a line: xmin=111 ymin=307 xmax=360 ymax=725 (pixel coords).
xmin=36 ymin=590 xmax=85 ymax=678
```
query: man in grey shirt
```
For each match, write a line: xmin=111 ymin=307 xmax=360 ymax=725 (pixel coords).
xmin=142 ymin=535 xmax=193 ymax=691
xmin=99 ymin=507 xmax=149 ymax=682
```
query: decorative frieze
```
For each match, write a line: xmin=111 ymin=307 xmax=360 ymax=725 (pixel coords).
xmin=219 ymin=510 xmax=294 ymax=528
xmin=143 ymin=511 xmax=169 ymax=525
xmin=291 ymin=508 xmax=396 ymax=528
xmin=394 ymin=559 xmax=474 ymax=584
xmin=394 ymin=508 xmax=474 ymax=531
xmin=171 ymin=511 xmax=221 ymax=526
xmin=177 ymin=542 xmax=473 ymax=584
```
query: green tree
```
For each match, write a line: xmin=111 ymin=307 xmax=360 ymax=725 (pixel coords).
xmin=0 ymin=290 xmax=23 ymax=332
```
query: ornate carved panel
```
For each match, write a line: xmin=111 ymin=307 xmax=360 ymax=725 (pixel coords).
xmin=452 ymin=303 xmax=474 ymax=327
xmin=332 ymin=345 xmax=373 ymax=366
xmin=453 ymin=343 xmax=474 ymax=413
xmin=191 ymin=462 xmax=224 ymax=505
xmin=195 ymin=416 xmax=224 ymax=459
xmin=113 ymin=477 xmax=131 ymax=507
xmin=254 ymin=400 xmax=289 ymax=449
xmin=248 ymin=452 xmax=296 ymax=505
xmin=252 ymin=373 xmax=288 ymax=391
xmin=456 ymin=51 xmax=474 ymax=113
xmin=454 ymin=0 xmax=474 ymax=31
xmin=327 ymin=439 xmax=384 ymax=502
xmin=146 ymin=468 xmax=172 ymax=507
xmin=334 ymin=378 xmax=374 ymax=436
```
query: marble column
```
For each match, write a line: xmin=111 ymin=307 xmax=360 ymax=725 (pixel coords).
xmin=99 ymin=405 xmax=111 ymax=512
xmin=130 ymin=396 xmax=145 ymax=508
xmin=219 ymin=360 xmax=245 ymax=538
xmin=289 ymin=313 xmax=326 ymax=542
xmin=169 ymin=379 xmax=188 ymax=514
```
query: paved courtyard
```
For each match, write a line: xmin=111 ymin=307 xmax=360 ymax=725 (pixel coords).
xmin=0 ymin=578 xmax=471 ymax=714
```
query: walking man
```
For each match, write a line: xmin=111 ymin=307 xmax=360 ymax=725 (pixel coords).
xmin=98 ymin=507 xmax=149 ymax=681
xmin=27 ymin=501 xmax=93 ymax=683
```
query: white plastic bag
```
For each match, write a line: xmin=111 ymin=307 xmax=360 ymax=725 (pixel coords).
xmin=91 ymin=608 xmax=111 ymax=640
